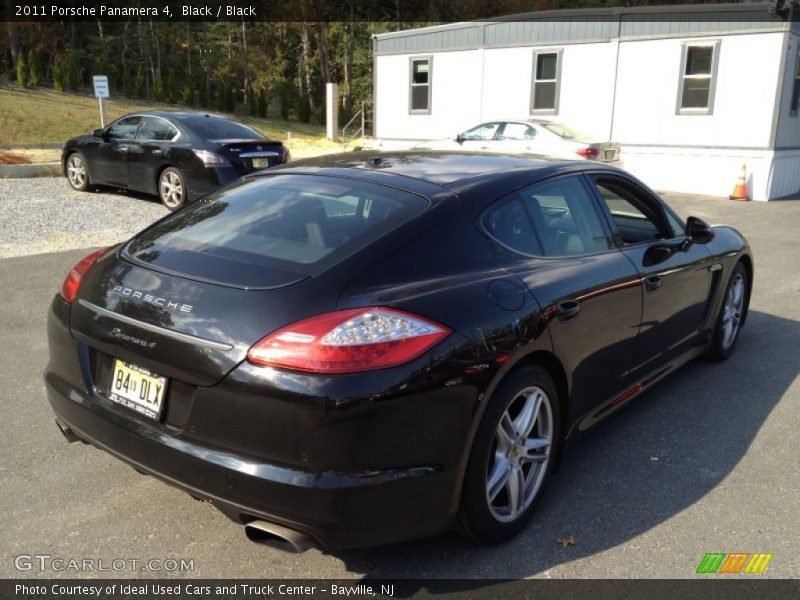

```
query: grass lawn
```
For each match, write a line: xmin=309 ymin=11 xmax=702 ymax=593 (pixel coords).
xmin=0 ymin=83 xmax=342 ymax=158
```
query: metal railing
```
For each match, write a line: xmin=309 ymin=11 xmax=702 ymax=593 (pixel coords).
xmin=341 ymin=102 xmax=365 ymax=150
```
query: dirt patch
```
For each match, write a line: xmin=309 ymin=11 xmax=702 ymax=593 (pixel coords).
xmin=0 ymin=151 xmax=29 ymax=165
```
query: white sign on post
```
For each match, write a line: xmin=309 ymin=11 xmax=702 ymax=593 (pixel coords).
xmin=92 ymin=75 xmax=109 ymax=98
xmin=93 ymin=75 xmax=109 ymax=128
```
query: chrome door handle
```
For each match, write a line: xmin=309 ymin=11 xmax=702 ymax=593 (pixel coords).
xmin=152 ymin=149 xmax=162 ymax=156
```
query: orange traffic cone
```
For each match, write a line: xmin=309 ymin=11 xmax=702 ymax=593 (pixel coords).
xmin=729 ymin=164 xmax=749 ymax=201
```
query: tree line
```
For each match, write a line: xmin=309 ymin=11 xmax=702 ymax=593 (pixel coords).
xmin=3 ymin=19 xmax=399 ymax=127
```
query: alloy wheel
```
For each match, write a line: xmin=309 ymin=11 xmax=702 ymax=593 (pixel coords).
xmin=721 ymin=273 xmax=745 ymax=350
xmin=67 ymin=155 xmax=86 ymax=189
xmin=486 ymin=386 xmax=553 ymax=523
xmin=160 ymin=171 xmax=184 ymax=209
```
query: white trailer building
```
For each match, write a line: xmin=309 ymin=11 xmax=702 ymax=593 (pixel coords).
xmin=372 ymin=2 xmax=800 ymax=200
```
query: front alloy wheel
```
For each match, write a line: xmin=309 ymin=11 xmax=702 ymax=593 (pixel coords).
xmin=159 ymin=167 xmax=186 ymax=211
xmin=66 ymin=153 xmax=90 ymax=191
xmin=459 ymin=365 xmax=560 ymax=543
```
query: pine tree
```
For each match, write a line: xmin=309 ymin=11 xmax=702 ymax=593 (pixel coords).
xmin=153 ymin=71 xmax=165 ymax=101
xmin=53 ymin=54 xmax=65 ymax=91
xmin=66 ymin=53 xmax=80 ymax=91
xmin=216 ymin=83 xmax=226 ymax=111
xmin=182 ymin=79 xmax=195 ymax=106
xmin=246 ymin=85 xmax=257 ymax=116
xmin=28 ymin=50 xmax=43 ymax=87
xmin=257 ymin=88 xmax=267 ymax=118
xmin=16 ymin=52 xmax=28 ymax=88
xmin=199 ymin=82 xmax=208 ymax=108
xmin=134 ymin=66 xmax=145 ymax=98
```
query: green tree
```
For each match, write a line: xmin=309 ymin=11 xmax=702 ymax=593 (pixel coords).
xmin=182 ymin=79 xmax=195 ymax=106
xmin=66 ymin=52 xmax=80 ymax=91
xmin=16 ymin=52 xmax=28 ymax=88
xmin=225 ymin=83 xmax=235 ymax=112
xmin=216 ymin=83 xmax=226 ymax=111
xmin=153 ymin=71 xmax=165 ymax=101
xmin=257 ymin=88 xmax=267 ymax=118
xmin=246 ymin=84 xmax=257 ymax=116
xmin=53 ymin=54 xmax=66 ymax=91
xmin=134 ymin=66 xmax=146 ymax=98
xmin=167 ymin=70 xmax=180 ymax=103
xmin=28 ymin=50 xmax=43 ymax=87
xmin=122 ymin=68 xmax=133 ymax=98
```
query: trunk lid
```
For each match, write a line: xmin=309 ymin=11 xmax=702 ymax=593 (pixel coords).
xmin=68 ymin=251 xmax=326 ymax=387
xmin=211 ymin=139 xmax=285 ymax=173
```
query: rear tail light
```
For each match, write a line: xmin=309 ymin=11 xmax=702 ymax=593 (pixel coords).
xmin=576 ymin=147 xmax=599 ymax=159
xmin=247 ymin=307 xmax=451 ymax=373
xmin=192 ymin=149 xmax=231 ymax=168
xmin=60 ymin=247 xmax=108 ymax=303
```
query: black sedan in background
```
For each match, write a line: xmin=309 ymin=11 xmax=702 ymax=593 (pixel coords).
xmin=45 ymin=153 xmax=752 ymax=550
xmin=63 ymin=111 xmax=291 ymax=210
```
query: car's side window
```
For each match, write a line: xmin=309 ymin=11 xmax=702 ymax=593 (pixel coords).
xmin=137 ymin=117 xmax=178 ymax=141
xmin=107 ymin=116 xmax=143 ymax=140
xmin=461 ymin=122 xmax=500 ymax=141
xmin=498 ymin=123 xmax=536 ymax=141
xmin=485 ymin=176 xmax=611 ymax=257
xmin=592 ymin=178 xmax=673 ymax=245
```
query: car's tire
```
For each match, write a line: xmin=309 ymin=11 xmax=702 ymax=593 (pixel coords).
xmin=457 ymin=365 xmax=560 ymax=544
xmin=706 ymin=261 xmax=748 ymax=362
xmin=158 ymin=167 xmax=187 ymax=211
xmin=65 ymin=152 xmax=91 ymax=192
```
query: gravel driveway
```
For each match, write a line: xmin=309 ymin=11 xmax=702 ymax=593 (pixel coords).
xmin=0 ymin=177 xmax=167 ymax=258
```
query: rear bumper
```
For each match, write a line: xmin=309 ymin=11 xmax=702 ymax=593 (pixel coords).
xmin=44 ymin=297 xmax=476 ymax=548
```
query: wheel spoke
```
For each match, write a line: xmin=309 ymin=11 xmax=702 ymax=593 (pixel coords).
xmin=514 ymin=391 xmax=541 ymax=438
xmin=520 ymin=437 xmax=550 ymax=463
xmin=505 ymin=464 xmax=525 ymax=516
xmin=487 ymin=455 xmax=511 ymax=502
xmin=497 ymin=413 xmax=515 ymax=453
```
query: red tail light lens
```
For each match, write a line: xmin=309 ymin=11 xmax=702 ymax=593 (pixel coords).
xmin=59 ymin=247 xmax=108 ymax=303
xmin=576 ymin=147 xmax=599 ymax=159
xmin=247 ymin=307 xmax=451 ymax=373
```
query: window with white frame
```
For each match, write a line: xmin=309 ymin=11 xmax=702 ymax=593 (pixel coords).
xmin=678 ymin=41 xmax=720 ymax=114
xmin=409 ymin=57 xmax=432 ymax=114
xmin=530 ymin=50 xmax=562 ymax=114
xmin=790 ymin=50 xmax=800 ymax=116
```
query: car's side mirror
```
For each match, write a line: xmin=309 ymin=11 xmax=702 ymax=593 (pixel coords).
xmin=455 ymin=134 xmax=465 ymax=144
xmin=92 ymin=129 xmax=105 ymax=138
xmin=685 ymin=216 xmax=714 ymax=244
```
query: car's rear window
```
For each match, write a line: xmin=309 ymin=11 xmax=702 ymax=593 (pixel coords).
xmin=182 ymin=116 xmax=264 ymax=140
xmin=124 ymin=175 xmax=428 ymax=288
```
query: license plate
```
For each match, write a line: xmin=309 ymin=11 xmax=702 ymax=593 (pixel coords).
xmin=604 ymin=149 xmax=615 ymax=160
xmin=109 ymin=359 xmax=168 ymax=420
xmin=252 ymin=157 xmax=271 ymax=169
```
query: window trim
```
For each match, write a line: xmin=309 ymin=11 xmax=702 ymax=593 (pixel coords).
xmin=790 ymin=49 xmax=800 ymax=117
xmin=676 ymin=40 xmax=721 ymax=116
xmin=408 ymin=55 xmax=432 ymax=115
xmin=478 ymin=172 xmax=616 ymax=260
xmin=584 ymin=173 xmax=684 ymax=249
xmin=530 ymin=49 xmax=563 ymax=116
xmin=135 ymin=115 xmax=181 ymax=143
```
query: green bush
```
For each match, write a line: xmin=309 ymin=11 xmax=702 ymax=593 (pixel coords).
xmin=246 ymin=85 xmax=257 ymax=116
xmin=16 ymin=52 xmax=28 ymax=88
xmin=66 ymin=52 xmax=80 ymax=91
xmin=215 ymin=83 xmax=226 ymax=111
xmin=182 ymin=80 xmax=195 ymax=106
xmin=198 ymin=81 xmax=208 ymax=108
xmin=153 ymin=71 xmax=165 ymax=101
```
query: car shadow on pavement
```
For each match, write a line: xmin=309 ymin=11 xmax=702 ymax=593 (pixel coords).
xmin=325 ymin=309 xmax=796 ymax=583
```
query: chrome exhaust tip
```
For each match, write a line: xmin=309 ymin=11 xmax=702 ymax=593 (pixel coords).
xmin=244 ymin=520 xmax=315 ymax=553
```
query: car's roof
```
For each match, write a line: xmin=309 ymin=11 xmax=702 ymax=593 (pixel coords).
xmin=272 ymin=151 xmax=621 ymax=188
xmin=125 ymin=110 xmax=233 ymax=121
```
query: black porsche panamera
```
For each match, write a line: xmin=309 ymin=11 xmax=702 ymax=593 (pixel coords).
xmin=45 ymin=152 xmax=752 ymax=550
xmin=62 ymin=111 xmax=290 ymax=210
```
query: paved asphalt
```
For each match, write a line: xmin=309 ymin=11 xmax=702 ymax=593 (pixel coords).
xmin=0 ymin=190 xmax=798 ymax=580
